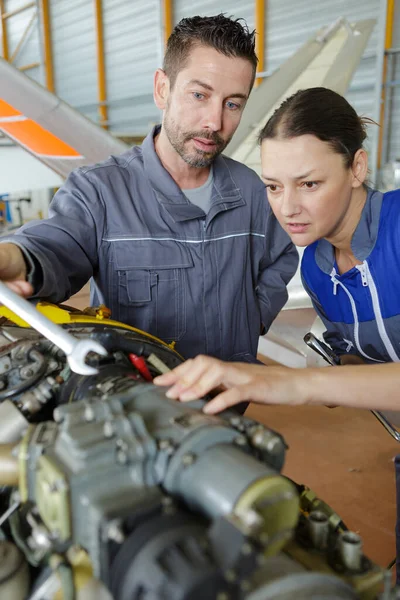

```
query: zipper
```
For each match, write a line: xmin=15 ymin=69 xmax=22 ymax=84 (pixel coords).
xmin=343 ymin=339 xmax=354 ymax=353
xmin=357 ymin=261 xmax=400 ymax=362
xmin=330 ymin=267 xmax=383 ymax=363
xmin=330 ymin=268 xmax=338 ymax=294
xmin=356 ymin=263 xmax=368 ymax=287
xmin=200 ymin=218 xmax=208 ymax=354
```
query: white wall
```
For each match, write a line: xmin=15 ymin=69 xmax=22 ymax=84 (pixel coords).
xmin=0 ymin=146 xmax=63 ymax=195
xmin=0 ymin=146 xmax=61 ymax=227
xmin=5 ymin=189 xmax=52 ymax=227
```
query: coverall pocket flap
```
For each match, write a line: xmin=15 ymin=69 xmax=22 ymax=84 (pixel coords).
xmin=125 ymin=271 xmax=151 ymax=304
xmin=114 ymin=240 xmax=194 ymax=270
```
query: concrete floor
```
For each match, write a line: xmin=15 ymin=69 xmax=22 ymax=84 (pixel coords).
xmin=68 ymin=285 xmax=398 ymax=572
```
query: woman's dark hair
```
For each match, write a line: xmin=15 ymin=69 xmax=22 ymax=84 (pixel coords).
xmin=163 ymin=14 xmax=257 ymax=89
xmin=258 ymin=87 xmax=374 ymax=168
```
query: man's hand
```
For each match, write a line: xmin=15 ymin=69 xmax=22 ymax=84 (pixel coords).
xmin=0 ymin=243 xmax=33 ymax=297
xmin=153 ymin=355 xmax=307 ymax=414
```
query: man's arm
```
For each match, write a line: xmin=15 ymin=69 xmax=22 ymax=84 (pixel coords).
xmin=256 ymin=208 xmax=299 ymax=332
xmin=0 ymin=168 xmax=105 ymax=302
xmin=0 ymin=243 xmax=33 ymax=296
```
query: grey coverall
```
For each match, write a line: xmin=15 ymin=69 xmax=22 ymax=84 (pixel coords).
xmin=5 ymin=126 xmax=299 ymax=360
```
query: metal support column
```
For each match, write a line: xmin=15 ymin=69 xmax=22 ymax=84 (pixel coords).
xmin=0 ymin=0 xmax=9 ymax=60
xmin=370 ymin=0 xmax=389 ymax=185
xmin=94 ymin=0 xmax=108 ymax=128
xmin=255 ymin=0 xmax=265 ymax=87
xmin=377 ymin=0 xmax=395 ymax=169
xmin=39 ymin=0 xmax=54 ymax=92
xmin=163 ymin=0 xmax=173 ymax=47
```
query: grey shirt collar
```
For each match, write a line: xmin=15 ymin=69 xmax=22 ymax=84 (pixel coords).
xmin=315 ymin=187 xmax=384 ymax=274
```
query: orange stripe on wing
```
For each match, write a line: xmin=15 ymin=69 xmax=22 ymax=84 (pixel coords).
xmin=0 ymin=98 xmax=23 ymax=118
xmin=0 ymin=118 xmax=82 ymax=157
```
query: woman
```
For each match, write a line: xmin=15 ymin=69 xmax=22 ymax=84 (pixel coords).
xmin=154 ymin=87 xmax=400 ymax=412
xmin=260 ymin=86 xmax=400 ymax=366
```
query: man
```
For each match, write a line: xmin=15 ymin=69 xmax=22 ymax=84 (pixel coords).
xmin=0 ymin=14 xmax=298 ymax=360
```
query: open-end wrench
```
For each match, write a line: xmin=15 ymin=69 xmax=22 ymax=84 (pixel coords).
xmin=303 ymin=332 xmax=340 ymax=366
xmin=304 ymin=331 xmax=400 ymax=443
xmin=0 ymin=280 xmax=107 ymax=375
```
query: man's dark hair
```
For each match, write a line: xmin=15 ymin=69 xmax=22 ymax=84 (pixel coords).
xmin=258 ymin=87 xmax=374 ymax=168
xmin=163 ymin=14 xmax=257 ymax=89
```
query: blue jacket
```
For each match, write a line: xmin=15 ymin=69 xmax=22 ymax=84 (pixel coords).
xmin=301 ymin=187 xmax=400 ymax=363
xmin=3 ymin=126 xmax=298 ymax=361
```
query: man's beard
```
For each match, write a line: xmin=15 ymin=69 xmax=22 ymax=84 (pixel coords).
xmin=163 ymin=113 xmax=230 ymax=167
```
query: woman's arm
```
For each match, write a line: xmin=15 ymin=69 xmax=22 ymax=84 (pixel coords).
xmin=154 ymin=356 xmax=400 ymax=414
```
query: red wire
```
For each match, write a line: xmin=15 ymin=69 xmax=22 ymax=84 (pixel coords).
xmin=128 ymin=353 xmax=153 ymax=381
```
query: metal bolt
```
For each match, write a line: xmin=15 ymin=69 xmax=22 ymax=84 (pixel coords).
xmin=237 ymin=508 xmax=263 ymax=531
xmin=107 ymin=521 xmax=125 ymax=544
xmin=158 ymin=439 xmax=172 ymax=451
xmin=53 ymin=409 xmax=63 ymax=423
xmin=117 ymin=450 xmax=127 ymax=465
xmin=21 ymin=368 xmax=34 ymax=379
xmin=250 ymin=428 xmax=282 ymax=454
xmin=224 ymin=569 xmax=236 ymax=583
xmin=250 ymin=428 xmax=265 ymax=447
xmin=241 ymin=543 xmax=252 ymax=555
xmin=234 ymin=435 xmax=247 ymax=447
xmin=266 ymin=437 xmax=282 ymax=453
xmin=49 ymin=479 xmax=65 ymax=493
xmin=84 ymin=406 xmax=95 ymax=422
xmin=31 ymin=526 xmax=51 ymax=550
xmin=182 ymin=453 xmax=196 ymax=466
xmin=104 ymin=421 xmax=114 ymax=438
xmin=308 ymin=511 xmax=329 ymax=550
xmin=0 ymin=359 xmax=11 ymax=376
xmin=338 ymin=531 xmax=362 ymax=571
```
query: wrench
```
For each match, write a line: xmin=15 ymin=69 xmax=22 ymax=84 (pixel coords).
xmin=304 ymin=332 xmax=400 ymax=443
xmin=0 ymin=281 xmax=107 ymax=375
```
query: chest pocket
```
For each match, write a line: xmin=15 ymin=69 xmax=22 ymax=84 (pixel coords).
xmin=114 ymin=240 xmax=193 ymax=342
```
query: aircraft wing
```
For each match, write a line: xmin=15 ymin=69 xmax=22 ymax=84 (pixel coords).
xmin=0 ymin=57 xmax=128 ymax=180
xmin=226 ymin=18 xmax=376 ymax=169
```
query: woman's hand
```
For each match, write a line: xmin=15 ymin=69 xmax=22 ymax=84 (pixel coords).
xmin=153 ymin=355 xmax=306 ymax=414
xmin=154 ymin=355 xmax=400 ymax=414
